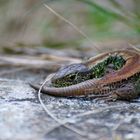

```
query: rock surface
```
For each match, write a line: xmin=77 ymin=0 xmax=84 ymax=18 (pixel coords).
xmin=0 ymin=68 xmax=140 ymax=140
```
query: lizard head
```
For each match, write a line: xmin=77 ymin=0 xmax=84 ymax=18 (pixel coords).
xmin=51 ymin=63 xmax=92 ymax=87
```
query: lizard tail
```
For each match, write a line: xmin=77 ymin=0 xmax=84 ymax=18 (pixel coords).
xmin=29 ymin=79 xmax=100 ymax=97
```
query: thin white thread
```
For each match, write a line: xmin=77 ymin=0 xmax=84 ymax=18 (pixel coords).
xmin=44 ymin=4 xmax=101 ymax=52
xmin=38 ymin=76 xmax=87 ymax=137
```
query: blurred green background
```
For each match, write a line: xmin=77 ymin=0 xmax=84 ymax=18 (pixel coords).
xmin=0 ymin=0 xmax=140 ymax=49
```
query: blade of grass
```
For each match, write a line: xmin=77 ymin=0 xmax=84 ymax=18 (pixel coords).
xmin=108 ymin=0 xmax=139 ymax=19
xmin=77 ymin=0 xmax=128 ymax=21
xmin=76 ymin=0 xmax=140 ymax=31
xmin=108 ymin=0 xmax=127 ymax=13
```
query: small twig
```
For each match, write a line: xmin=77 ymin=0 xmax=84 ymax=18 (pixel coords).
xmin=40 ymin=54 xmax=81 ymax=63
xmin=128 ymin=43 xmax=140 ymax=52
xmin=0 ymin=54 xmax=81 ymax=71
xmin=0 ymin=55 xmax=63 ymax=71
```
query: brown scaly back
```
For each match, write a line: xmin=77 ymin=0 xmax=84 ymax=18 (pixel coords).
xmin=88 ymin=49 xmax=140 ymax=85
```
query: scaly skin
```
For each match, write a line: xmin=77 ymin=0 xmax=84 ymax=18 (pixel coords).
xmin=51 ymin=54 xmax=126 ymax=87
xmin=30 ymin=48 xmax=140 ymax=101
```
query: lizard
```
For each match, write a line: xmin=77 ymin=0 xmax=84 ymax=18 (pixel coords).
xmin=30 ymin=48 xmax=140 ymax=101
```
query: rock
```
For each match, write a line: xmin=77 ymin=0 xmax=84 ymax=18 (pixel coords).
xmin=0 ymin=69 xmax=140 ymax=140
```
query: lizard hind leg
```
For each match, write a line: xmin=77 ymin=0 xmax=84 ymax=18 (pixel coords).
xmin=105 ymin=83 xmax=139 ymax=101
xmin=85 ymin=83 xmax=140 ymax=101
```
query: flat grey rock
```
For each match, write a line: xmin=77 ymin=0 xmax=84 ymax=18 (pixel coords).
xmin=0 ymin=72 xmax=140 ymax=140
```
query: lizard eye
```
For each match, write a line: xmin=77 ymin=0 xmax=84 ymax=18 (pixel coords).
xmin=69 ymin=74 xmax=76 ymax=80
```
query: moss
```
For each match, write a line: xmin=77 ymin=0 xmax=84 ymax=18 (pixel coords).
xmin=112 ymin=55 xmax=126 ymax=70
xmin=91 ymin=55 xmax=126 ymax=78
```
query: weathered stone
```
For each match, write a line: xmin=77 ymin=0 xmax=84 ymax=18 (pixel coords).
xmin=0 ymin=69 xmax=140 ymax=140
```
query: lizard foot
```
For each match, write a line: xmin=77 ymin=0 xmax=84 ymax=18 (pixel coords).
xmin=94 ymin=94 xmax=118 ymax=102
